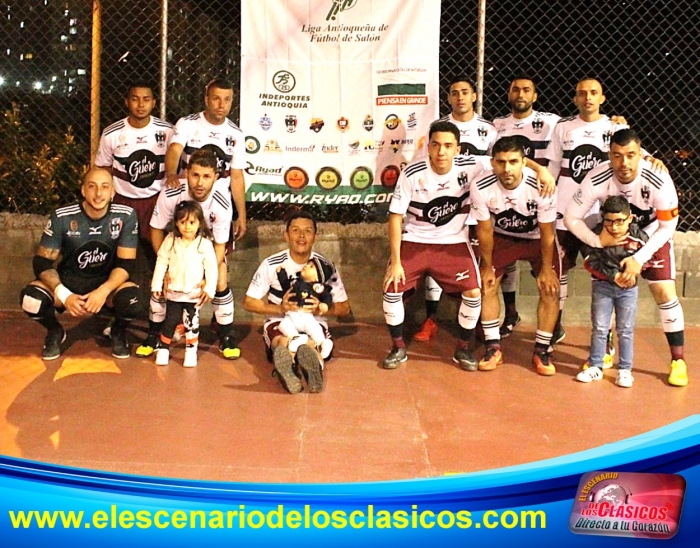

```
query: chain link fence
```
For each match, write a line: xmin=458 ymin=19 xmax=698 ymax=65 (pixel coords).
xmin=1 ymin=0 xmax=698 ymax=228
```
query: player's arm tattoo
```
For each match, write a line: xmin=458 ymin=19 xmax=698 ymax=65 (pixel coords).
xmin=35 ymin=246 xmax=62 ymax=291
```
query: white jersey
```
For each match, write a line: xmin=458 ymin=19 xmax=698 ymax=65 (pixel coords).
xmin=567 ymin=159 xmax=679 ymax=265
xmin=492 ymin=110 xmax=560 ymax=166
xmin=246 ymin=250 xmax=348 ymax=325
xmin=418 ymin=113 xmax=498 ymax=158
xmin=470 ymin=166 xmax=557 ymax=240
xmin=95 ymin=116 xmax=174 ymax=199
xmin=150 ymin=181 xmax=233 ymax=245
xmin=546 ymin=114 xmax=628 ymax=229
xmin=389 ymin=155 xmax=485 ymax=244
xmin=171 ymin=112 xmax=245 ymax=191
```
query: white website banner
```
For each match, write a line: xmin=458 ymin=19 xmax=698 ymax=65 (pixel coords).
xmin=241 ymin=0 xmax=440 ymax=203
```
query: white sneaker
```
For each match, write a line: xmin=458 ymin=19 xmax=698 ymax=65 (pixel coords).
xmin=615 ymin=369 xmax=634 ymax=388
xmin=183 ymin=347 xmax=198 ymax=368
xmin=319 ymin=339 xmax=334 ymax=360
xmin=155 ymin=348 xmax=170 ymax=366
xmin=576 ymin=366 xmax=603 ymax=383
xmin=288 ymin=335 xmax=309 ymax=353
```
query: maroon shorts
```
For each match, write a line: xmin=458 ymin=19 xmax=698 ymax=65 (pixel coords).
xmin=393 ymin=241 xmax=480 ymax=294
xmin=557 ymin=229 xmax=583 ymax=273
xmin=468 ymin=225 xmax=480 ymax=258
xmin=641 ymin=240 xmax=675 ymax=282
xmin=263 ymin=319 xmax=331 ymax=361
xmin=492 ymin=233 xmax=562 ymax=278
xmin=113 ymin=193 xmax=158 ymax=242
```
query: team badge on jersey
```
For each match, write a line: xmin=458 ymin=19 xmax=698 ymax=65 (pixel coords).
xmin=641 ymin=185 xmax=650 ymax=206
xmin=259 ymin=114 xmax=273 ymax=131
xmin=285 ymin=115 xmax=297 ymax=133
xmin=477 ymin=126 xmax=488 ymax=139
xmin=67 ymin=220 xmax=81 ymax=237
xmin=209 ymin=212 xmax=217 ymax=225
xmin=457 ymin=171 xmax=470 ymax=189
xmin=155 ymin=130 xmax=166 ymax=147
xmin=603 ymin=131 xmax=613 ymax=147
xmin=226 ymin=135 xmax=236 ymax=148
xmin=109 ymin=218 xmax=123 ymax=240
xmin=526 ymin=199 xmax=538 ymax=214
xmin=363 ymin=115 xmax=374 ymax=131
xmin=532 ymin=117 xmax=544 ymax=134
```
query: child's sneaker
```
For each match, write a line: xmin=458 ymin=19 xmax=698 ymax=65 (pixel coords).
xmin=615 ymin=369 xmax=634 ymax=388
xmin=155 ymin=348 xmax=170 ymax=366
xmin=576 ymin=366 xmax=603 ymax=383
xmin=319 ymin=338 xmax=334 ymax=360
xmin=288 ymin=334 xmax=309 ymax=354
xmin=183 ymin=347 xmax=198 ymax=368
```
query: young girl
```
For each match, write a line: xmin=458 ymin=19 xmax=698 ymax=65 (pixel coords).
xmin=151 ymin=201 xmax=218 ymax=367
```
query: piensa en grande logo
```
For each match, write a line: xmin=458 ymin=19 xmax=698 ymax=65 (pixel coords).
xmin=569 ymin=471 xmax=685 ymax=539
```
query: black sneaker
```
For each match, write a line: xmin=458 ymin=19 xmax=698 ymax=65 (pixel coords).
xmin=499 ymin=313 xmax=521 ymax=338
xmin=296 ymin=345 xmax=324 ymax=393
xmin=219 ymin=335 xmax=241 ymax=360
xmin=547 ymin=325 xmax=566 ymax=353
xmin=42 ymin=326 xmax=66 ymax=361
xmin=111 ymin=327 xmax=130 ymax=359
xmin=382 ymin=347 xmax=407 ymax=369
xmin=272 ymin=346 xmax=302 ymax=394
xmin=135 ymin=334 xmax=160 ymax=358
xmin=552 ymin=325 xmax=566 ymax=345
xmin=453 ymin=346 xmax=478 ymax=371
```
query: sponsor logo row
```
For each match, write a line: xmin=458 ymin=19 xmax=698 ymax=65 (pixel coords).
xmin=257 ymin=112 xmax=419 ymax=133
xmin=245 ymin=163 xmax=404 ymax=192
xmin=246 ymin=136 xmax=417 ymax=155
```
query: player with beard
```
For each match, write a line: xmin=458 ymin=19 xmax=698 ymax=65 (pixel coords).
xmin=95 ymin=82 xmax=173 ymax=266
xmin=545 ymin=77 xmax=666 ymax=352
xmin=19 ymin=168 xmax=143 ymax=360
xmin=565 ymin=129 xmax=687 ymax=387
xmin=165 ymin=78 xmax=247 ymax=242
xmin=471 ymin=137 xmax=560 ymax=376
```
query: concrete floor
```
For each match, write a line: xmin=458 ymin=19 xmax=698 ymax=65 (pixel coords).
xmin=0 ymin=310 xmax=696 ymax=483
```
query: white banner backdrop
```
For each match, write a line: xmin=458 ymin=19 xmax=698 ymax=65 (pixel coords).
xmin=241 ymin=0 xmax=441 ymax=205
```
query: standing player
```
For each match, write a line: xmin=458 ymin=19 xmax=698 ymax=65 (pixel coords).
xmin=165 ymin=78 xmax=247 ymax=241
xmin=19 ymin=168 xmax=143 ymax=360
xmin=492 ymin=75 xmax=561 ymax=337
xmin=545 ymin=77 xmax=665 ymax=347
xmin=413 ymin=77 xmax=498 ymax=343
xmin=95 ymin=82 xmax=173 ymax=267
xmin=471 ymin=137 xmax=560 ymax=375
xmin=565 ymin=129 xmax=687 ymax=387
xmin=136 ymin=149 xmax=239 ymax=359
xmin=382 ymin=121 xmax=484 ymax=370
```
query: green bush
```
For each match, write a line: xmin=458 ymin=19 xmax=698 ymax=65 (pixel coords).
xmin=0 ymin=103 xmax=88 ymax=214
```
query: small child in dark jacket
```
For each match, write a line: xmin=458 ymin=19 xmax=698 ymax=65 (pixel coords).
xmin=577 ymin=195 xmax=648 ymax=387
xmin=276 ymin=257 xmax=335 ymax=358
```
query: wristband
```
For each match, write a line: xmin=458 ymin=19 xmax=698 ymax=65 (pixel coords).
xmin=55 ymin=284 xmax=74 ymax=305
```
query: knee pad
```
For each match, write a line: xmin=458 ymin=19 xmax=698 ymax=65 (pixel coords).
xmin=113 ymin=285 xmax=145 ymax=321
xmin=20 ymin=285 xmax=55 ymax=320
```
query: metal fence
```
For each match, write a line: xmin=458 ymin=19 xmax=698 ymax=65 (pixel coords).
xmin=1 ymin=0 xmax=699 ymax=229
